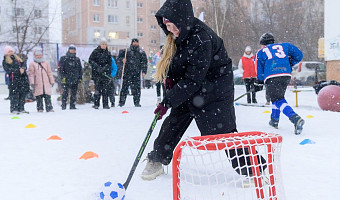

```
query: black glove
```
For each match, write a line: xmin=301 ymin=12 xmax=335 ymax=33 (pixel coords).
xmin=254 ymin=79 xmax=264 ymax=92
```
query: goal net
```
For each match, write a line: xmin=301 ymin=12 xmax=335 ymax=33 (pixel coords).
xmin=172 ymin=131 xmax=284 ymax=200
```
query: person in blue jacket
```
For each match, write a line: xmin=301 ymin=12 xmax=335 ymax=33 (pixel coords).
xmin=109 ymin=57 xmax=117 ymax=107
xmin=255 ymin=33 xmax=305 ymax=135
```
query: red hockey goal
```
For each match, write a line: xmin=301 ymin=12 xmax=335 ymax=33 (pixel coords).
xmin=172 ymin=131 xmax=284 ymax=200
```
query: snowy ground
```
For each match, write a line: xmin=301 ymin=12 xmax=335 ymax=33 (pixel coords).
xmin=0 ymin=84 xmax=339 ymax=200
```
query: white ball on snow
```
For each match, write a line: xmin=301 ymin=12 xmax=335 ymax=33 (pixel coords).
xmin=100 ymin=181 xmax=126 ymax=200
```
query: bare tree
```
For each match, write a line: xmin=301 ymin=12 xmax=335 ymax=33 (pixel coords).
xmin=203 ymin=0 xmax=324 ymax=62
xmin=8 ymin=0 xmax=57 ymax=57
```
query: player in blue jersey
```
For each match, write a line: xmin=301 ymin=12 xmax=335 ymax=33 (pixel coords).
xmin=255 ymin=33 xmax=305 ymax=135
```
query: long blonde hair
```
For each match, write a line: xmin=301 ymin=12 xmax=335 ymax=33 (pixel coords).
xmin=5 ymin=54 xmax=23 ymax=65
xmin=154 ymin=33 xmax=176 ymax=81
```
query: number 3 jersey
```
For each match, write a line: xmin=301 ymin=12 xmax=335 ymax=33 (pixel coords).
xmin=254 ymin=42 xmax=303 ymax=82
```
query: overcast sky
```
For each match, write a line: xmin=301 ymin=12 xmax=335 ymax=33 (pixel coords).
xmin=49 ymin=0 xmax=62 ymax=43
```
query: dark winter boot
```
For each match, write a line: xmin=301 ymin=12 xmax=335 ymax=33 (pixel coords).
xmin=269 ymin=118 xmax=279 ymax=129
xmin=118 ymin=95 xmax=126 ymax=107
xmin=70 ymin=104 xmax=77 ymax=110
xmin=61 ymin=104 xmax=66 ymax=110
xmin=289 ymin=114 xmax=305 ymax=135
xmin=247 ymin=94 xmax=251 ymax=104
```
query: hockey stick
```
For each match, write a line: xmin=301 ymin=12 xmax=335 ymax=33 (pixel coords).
xmin=234 ymin=83 xmax=264 ymax=102
xmin=234 ymin=89 xmax=255 ymax=102
xmin=123 ymin=112 xmax=159 ymax=190
xmin=119 ymin=47 xmax=128 ymax=96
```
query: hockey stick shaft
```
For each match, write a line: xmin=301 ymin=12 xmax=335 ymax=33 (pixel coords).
xmin=119 ymin=48 xmax=128 ymax=96
xmin=234 ymin=89 xmax=254 ymax=102
xmin=123 ymin=113 xmax=159 ymax=189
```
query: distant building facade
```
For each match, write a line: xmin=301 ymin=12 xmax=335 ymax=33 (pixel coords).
xmin=0 ymin=0 xmax=50 ymax=46
xmin=61 ymin=0 xmax=206 ymax=55
xmin=62 ymin=0 xmax=137 ymax=53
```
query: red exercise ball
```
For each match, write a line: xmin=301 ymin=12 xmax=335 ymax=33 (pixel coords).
xmin=317 ymin=85 xmax=340 ymax=112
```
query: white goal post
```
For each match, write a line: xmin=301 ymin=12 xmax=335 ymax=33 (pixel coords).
xmin=172 ymin=131 xmax=284 ymax=200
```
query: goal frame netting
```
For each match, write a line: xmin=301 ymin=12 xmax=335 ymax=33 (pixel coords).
xmin=172 ymin=131 xmax=283 ymax=200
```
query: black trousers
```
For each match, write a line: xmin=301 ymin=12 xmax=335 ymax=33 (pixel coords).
xmin=36 ymin=94 xmax=53 ymax=112
xmin=108 ymin=80 xmax=115 ymax=104
xmin=265 ymin=76 xmax=291 ymax=102
xmin=62 ymin=83 xmax=78 ymax=107
xmin=119 ymin=79 xmax=141 ymax=105
xmin=10 ymin=90 xmax=27 ymax=112
xmin=148 ymin=101 xmax=266 ymax=176
xmin=156 ymin=81 xmax=166 ymax=98
xmin=94 ymin=79 xmax=110 ymax=107
xmin=244 ymin=78 xmax=257 ymax=103
xmin=265 ymin=84 xmax=271 ymax=102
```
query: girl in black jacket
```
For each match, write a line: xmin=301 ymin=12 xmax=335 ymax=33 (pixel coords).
xmin=2 ymin=46 xmax=30 ymax=114
xmin=141 ymin=0 xmax=243 ymax=180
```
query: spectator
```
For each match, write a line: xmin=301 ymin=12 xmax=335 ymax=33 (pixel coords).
xmin=117 ymin=38 xmax=148 ymax=107
xmin=59 ymin=44 xmax=83 ymax=110
xmin=89 ymin=38 xmax=112 ymax=109
xmin=238 ymin=46 xmax=257 ymax=104
xmin=2 ymin=46 xmax=30 ymax=114
xmin=28 ymin=47 xmax=55 ymax=112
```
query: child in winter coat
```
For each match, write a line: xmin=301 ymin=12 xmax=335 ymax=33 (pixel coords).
xmin=2 ymin=46 xmax=30 ymax=114
xmin=28 ymin=47 xmax=55 ymax=112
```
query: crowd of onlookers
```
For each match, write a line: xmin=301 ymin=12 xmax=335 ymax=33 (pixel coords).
xmin=2 ymin=38 xmax=166 ymax=114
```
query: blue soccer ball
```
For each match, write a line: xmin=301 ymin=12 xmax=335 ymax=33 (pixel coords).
xmin=100 ymin=181 xmax=126 ymax=200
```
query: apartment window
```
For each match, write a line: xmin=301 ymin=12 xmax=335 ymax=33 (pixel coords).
xmin=151 ymin=25 xmax=156 ymax=30
xmin=12 ymin=26 xmax=25 ymax=33
xmin=108 ymin=0 xmax=118 ymax=8
xmin=34 ymin=9 xmax=42 ymax=18
xmin=137 ymin=2 xmax=143 ymax=8
xmin=151 ymin=10 xmax=156 ymax=15
xmin=93 ymin=0 xmax=100 ymax=6
xmin=137 ymin=17 xmax=143 ymax=23
xmin=13 ymin=8 xmax=24 ymax=17
xmin=94 ymin=30 xmax=101 ymax=38
xmin=126 ymin=1 xmax=130 ymax=8
xmin=126 ymin=32 xmax=130 ymax=38
xmin=108 ymin=31 xmax=118 ymax=39
xmin=137 ymin=32 xmax=143 ymax=37
xmin=93 ymin=14 xmax=100 ymax=22
xmin=108 ymin=15 xmax=118 ymax=23
xmin=34 ymin=27 xmax=42 ymax=34
xmin=151 ymin=40 xmax=157 ymax=44
xmin=126 ymin=16 xmax=130 ymax=24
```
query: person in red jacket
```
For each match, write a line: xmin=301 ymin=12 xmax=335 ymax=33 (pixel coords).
xmin=238 ymin=46 xmax=257 ymax=103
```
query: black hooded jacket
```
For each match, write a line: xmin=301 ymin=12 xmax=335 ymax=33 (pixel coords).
xmin=89 ymin=46 xmax=112 ymax=82
xmin=116 ymin=44 xmax=148 ymax=81
xmin=59 ymin=52 xmax=83 ymax=85
xmin=2 ymin=55 xmax=30 ymax=93
xmin=156 ymin=0 xmax=234 ymax=109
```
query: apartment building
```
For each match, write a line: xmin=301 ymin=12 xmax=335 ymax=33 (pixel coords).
xmin=62 ymin=0 xmax=207 ymax=55
xmin=0 ymin=0 xmax=50 ymax=45
xmin=136 ymin=0 xmax=161 ymax=56
xmin=62 ymin=0 xmax=137 ymax=52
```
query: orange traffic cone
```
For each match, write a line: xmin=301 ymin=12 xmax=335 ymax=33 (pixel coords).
xmin=79 ymin=151 xmax=99 ymax=160
xmin=47 ymin=135 xmax=63 ymax=141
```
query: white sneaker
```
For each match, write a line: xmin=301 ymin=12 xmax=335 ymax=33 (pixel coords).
xmin=140 ymin=159 xmax=164 ymax=180
xmin=242 ymin=174 xmax=269 ymax=188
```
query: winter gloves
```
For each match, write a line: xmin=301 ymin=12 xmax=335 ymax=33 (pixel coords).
xmin=154 ymin=103 xmax=168 ymax=120
xmin=165 ymin=78 xmax=175 ymax=90
xmin=254 ymin=79 xmax=264 ymax=92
